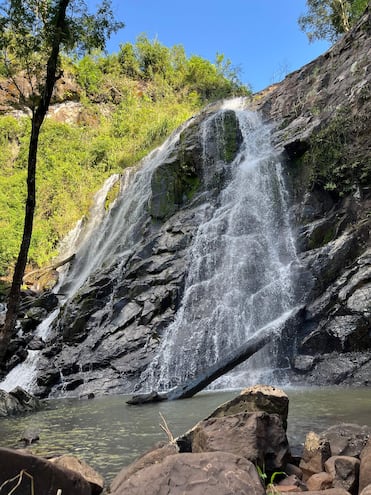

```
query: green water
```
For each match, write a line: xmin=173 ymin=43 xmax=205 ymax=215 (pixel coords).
xmin=0 ymin=387 xmax=370 ymax=483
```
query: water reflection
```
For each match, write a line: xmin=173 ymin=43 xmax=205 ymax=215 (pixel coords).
xmin=0 ymin=387 xmax=370 ymax=482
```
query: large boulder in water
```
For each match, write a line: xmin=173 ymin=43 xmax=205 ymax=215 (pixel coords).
xmin=206 ymin=384 xmax=289 ymax=428
xmin=178 ymin=411 xmax=289 ymax=472
xmin=0 ymin=387 xmax=40 ymax=417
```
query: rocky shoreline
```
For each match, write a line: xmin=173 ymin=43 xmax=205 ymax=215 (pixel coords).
xmin=0 ymin=385 xmax=370 ymax=495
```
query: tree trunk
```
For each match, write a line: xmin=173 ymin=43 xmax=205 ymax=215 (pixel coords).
xmin=127 ymin=329 xmax=272 ymax=405
xmin=0 ymin=0 xmax=70 ymax=364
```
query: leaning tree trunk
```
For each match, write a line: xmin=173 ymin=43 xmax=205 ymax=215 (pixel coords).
xmin=0 ymin=0 xmax=70 ymax=363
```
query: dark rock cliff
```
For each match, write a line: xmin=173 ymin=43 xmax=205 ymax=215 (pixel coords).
xmin=29 ymin=109 xmax=245 ymax=397
xmin=254 ymin=7 xmax=370 ymax=385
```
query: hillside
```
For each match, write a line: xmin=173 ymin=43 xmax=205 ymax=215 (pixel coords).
xmin=0 ymin=37 xmax=249 ymax=282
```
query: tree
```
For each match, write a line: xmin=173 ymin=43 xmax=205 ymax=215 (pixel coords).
xmin=0 ymin=0 xmax=123 ymax=362
xmin=298 ymin=0 xmax=368 ymax=42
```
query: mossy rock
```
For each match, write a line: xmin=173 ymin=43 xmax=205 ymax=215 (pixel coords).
xmin=220 ymin=110 xmax=243 ymax=163
xmin=149 ymin=109 xmax=242 ymax=220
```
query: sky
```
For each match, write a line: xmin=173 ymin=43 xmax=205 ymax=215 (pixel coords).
xmin=88 ymin=0 xmax=331 ymax=92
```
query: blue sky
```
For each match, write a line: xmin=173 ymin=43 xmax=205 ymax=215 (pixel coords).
xmin=89 ymin=0 xmax=331 ymax=92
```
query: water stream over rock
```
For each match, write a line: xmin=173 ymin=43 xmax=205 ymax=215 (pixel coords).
xmin=142 ymin=108 xmax=300 ymax=392
xmin=1 ymin=100 xmax=303 ymax=397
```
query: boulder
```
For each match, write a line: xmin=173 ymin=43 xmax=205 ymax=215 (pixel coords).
xmin=359 ymin=439 xmax=371 ymax=493
xmin=110 ymin=442 xmax=179 ymax=491
xmin=177 ymin=410 xmax=289 ymax=472
xmin=20 ymin=428 xmax=40 ymax=445
xmin=0 ymin=387 xmax=40 ymax=417
xmin=299 ymin=431 xmax=331 ymax=480
xmin=0 ymin=448 xmax=91 ymax=495
xmin=306 ymin=472 xmax=334 ymax=491
xmin=50 ymin=454 xmax=104 ymax=495
xmin=321 ymin=424 xmax=371 ymax=457
xmin=324 ymin=456 xmax=360 ymax=495
xmin=360 ymin=486 xmax=371 ymax=495
xmin=109 ymin=451 xmax=265 ymax=495
xmin=285 ymin=463 xmax=304 ymax=479
xmin=207 ymin=384 xmax=289 ymax=428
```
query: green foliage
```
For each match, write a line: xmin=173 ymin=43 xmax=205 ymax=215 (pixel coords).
xmin=298 ymin=0 xmax=368 ymax=42
xmin=76 ymin=51 xmax=103 ymax=94
xmin=0 ymin=1 xmax=124 ymax=107
xmin=256 ymin=464 xmax=286 ymax=495
xmin=303 ymin=108 xmax=371 ymax=195
xmin=115 ymin=35 xmax=250 ymax=103
xmin=0 ymin=33 xmax=250 ymax=278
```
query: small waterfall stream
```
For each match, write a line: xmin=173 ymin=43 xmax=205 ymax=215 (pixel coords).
xmin=142 ymin=107 xmax=299 ymax=391
xmin=0 ymin=123 xmax=190 ymax=392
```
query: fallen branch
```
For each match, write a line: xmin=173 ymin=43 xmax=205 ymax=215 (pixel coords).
xmin=23 ymin=254 xmax=75 ymax=283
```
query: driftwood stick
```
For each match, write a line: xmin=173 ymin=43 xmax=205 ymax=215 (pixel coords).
xmin=23 ymin=254 xmax=75 ymax=282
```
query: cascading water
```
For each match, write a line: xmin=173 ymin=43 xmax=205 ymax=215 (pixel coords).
xmin=1 ymin=99 xmax=301 ymax=396
xmin=142 ymin=106 xmax=299 ymax=392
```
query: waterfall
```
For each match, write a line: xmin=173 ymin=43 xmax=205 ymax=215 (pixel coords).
xmin=1 ymin=100 xmax=301 ymax=396
xmin=142 ymin=107 xmax=299 ymax=392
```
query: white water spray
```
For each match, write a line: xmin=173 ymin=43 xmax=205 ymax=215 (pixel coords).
xmin=142 ymin=106 xmax=299 ymax=391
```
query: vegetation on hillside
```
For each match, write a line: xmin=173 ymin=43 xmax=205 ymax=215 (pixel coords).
xmin=299 ymin=0 xmax=368 ymax=42
xmin=0 ymin=36 xmax=250 ymax=279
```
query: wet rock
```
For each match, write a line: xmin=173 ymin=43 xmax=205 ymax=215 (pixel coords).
xmin=28 ymin=338 xmax=45 ymax=351
xmin=347 ymin=284 xmax=371 ymax=315
xmin=300 ymin=315 xmax=370 ymax=354
xmin=293 ymin=355 xmax=317 ymax=372
xmin=20 ymin=427 xmax=40 ymax=445
xmin=50 ymin=454 xmax=104 ymax=495
xmin=0 ymin=448 xmax=91 ymax=495
xmin=324 ymin=456 xmax=360 ymax=495
xmin=126 ymin=390 xmax=167 ymax=405
xmin=109 ymin=451 xmax=265 ymax=495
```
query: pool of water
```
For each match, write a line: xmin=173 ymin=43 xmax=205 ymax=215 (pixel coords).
xmin=0 ymin=387 xmax=370 ymax=483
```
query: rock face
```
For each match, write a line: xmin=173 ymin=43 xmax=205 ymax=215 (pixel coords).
xmin=3 ymin=8 xmax=370 ymax=396
xmin=253 ymin=7 xmax=371 ymax=386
